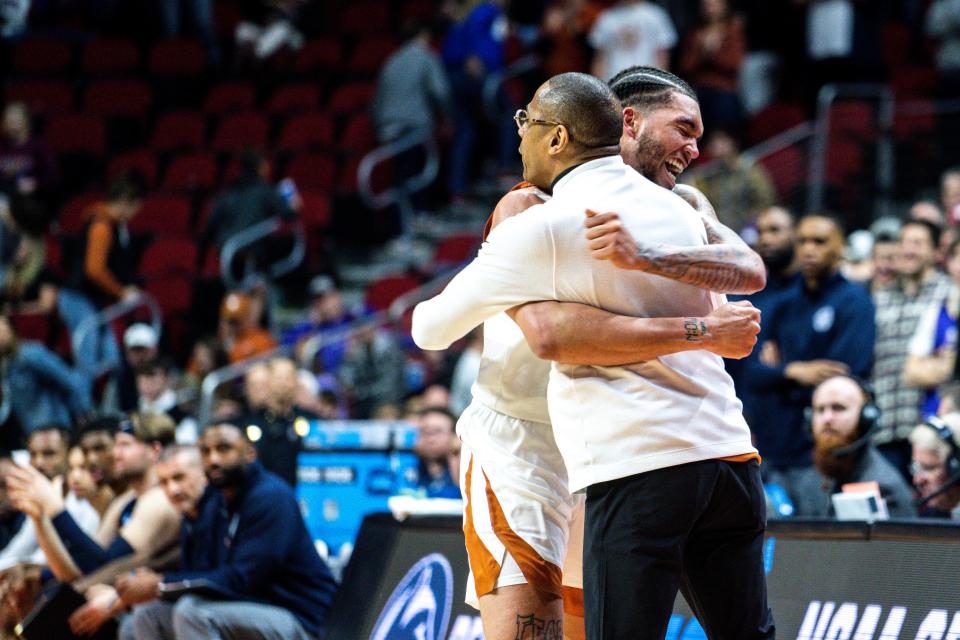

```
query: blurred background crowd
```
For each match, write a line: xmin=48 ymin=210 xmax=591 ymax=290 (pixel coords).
xmin=1 ymin=0 xmax=960 ymax=633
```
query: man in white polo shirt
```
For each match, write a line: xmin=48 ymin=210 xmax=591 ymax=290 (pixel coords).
xmin=412 ymin=72 xmax=773 ymax=639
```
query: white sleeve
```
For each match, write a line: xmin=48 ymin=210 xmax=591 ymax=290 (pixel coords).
xmin=67 ymin=495 xmax=102 ymax=536
xmin=588 ymin=12 xmax=611 ymax=49
xmin=412 ymin=207 xmax=556 ymax=350
xmin=908 ymin=301 xmax=943 ymax=357
xmin=0 ymin=520 xmax=39 ymax=570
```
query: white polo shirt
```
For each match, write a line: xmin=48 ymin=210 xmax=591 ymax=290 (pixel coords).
xmin=413 ymin=156 xmax=755 ymax=491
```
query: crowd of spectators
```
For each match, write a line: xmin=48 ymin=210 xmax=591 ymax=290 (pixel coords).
xmin=1 ymin=0 xmax=960 ymax=634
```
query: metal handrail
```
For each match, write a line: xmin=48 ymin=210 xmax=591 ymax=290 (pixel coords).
xmin=74 ymin=292 xmax=162 ymax=377
xmin=482 ymin=54 xmax=540 ymax=122
xmin=357 ymin=133 xmax=440 ymax=211
xmin=689 ymin=120 xmax=815 ymax=181
xmin=808 ymin=83 xmax=895 ymax=217
xmin=196 ymin=344 xmax=294 ymax=428
xmin=219 ymin=216 xmax=306 ymax=290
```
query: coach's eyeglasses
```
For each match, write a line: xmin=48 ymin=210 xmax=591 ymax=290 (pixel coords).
xmin=514 ymin=109 xmax=565 ymax=134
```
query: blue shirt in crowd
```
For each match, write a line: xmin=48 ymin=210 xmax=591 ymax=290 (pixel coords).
xmin=2 ymin=342 xmax=91 ymax=432
xmin=743 ymin=271 xmax=876 ymax=469
xmin=164 ymin=463 xmax=338 ymax=637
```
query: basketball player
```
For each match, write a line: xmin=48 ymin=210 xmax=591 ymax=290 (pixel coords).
xmin=414 ymin=69 xmax=766 ymax=639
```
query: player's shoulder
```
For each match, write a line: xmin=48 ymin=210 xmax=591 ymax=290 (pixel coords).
xmin=491 ymin=184 xmax=550 ymax=228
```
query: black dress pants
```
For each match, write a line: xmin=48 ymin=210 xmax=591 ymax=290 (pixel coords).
xmin=584 ymin=459 xmax=775 ymax=640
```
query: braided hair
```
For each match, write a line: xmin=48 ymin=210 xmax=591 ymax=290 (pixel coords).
xmin=607 ymin=66 xmax=698 ymax=113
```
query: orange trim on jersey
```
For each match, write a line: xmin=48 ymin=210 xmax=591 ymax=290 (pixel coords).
xmin=483 ymin=470 xmax=564 ymax=599
xmin=463 ymin=458 xmax=502 ymax=595
xmin=719 ymin=453 xmax=762 ymax=464
xmin=482 ymin=181 xmax=535 ymax=241
xmin=562 ymin=586 xmax=585 ymax=618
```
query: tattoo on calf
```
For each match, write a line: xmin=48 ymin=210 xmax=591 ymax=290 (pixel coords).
xmin=515 ymin=613 xmax=563 ymax=640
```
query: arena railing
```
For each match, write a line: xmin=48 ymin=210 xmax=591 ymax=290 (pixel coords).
xmin=482 ymin=53 xmax=540 ymax=123
xmin=73 ymin=291 xmax=163 ymax=377
xmin=219 ymin=216 xmax=306 ymax=291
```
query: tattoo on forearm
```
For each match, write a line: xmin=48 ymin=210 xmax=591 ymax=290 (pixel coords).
xmin=684 ymin=318 xmax=708 ymax=342
xmin=639 ymin=244 xmax=762 ymax=293
xmin=515 ymin=613 xmax=563 ymax=640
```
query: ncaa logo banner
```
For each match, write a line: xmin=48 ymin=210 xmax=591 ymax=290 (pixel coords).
xmin=371 ymin=553 xmax=454 ymax=640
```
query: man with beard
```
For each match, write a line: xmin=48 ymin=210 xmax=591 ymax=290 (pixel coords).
xmin=116 ymin=423 xmax=337 ymax=640
xmin=744 ymin=214 xmax=876 ymax=508
xmin=793 ymin=376 xmax=915 ymax=517
xmin=6 ymin=413 xmax=180 ymax=583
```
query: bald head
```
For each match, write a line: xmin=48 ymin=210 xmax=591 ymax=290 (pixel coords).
xmin=537 ymin=72 xmax=622 ymax=149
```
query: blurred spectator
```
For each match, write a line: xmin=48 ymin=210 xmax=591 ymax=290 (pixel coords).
xmin=339 ymin=324 xmax=406 ymax=418
xmin=281 ymin=275 xmax=358 ymax=373
xmin=873 ymin=220 xmax=951 ymax=478
xmin=413 ymin=407 xmax=461 ymax=499
xmin=77 ymin=172 xmax=146 ymax=309
xmin=926 ymin=0 xmax=960 ymax=97
xmin=942 ymin=167 xmax=960 ymax=224
xmin=677 ymin=0 xmax=746 ymax=133
xmin=744 ymin=214 xmax=875 ymax=504
xmin=136 ymin=358 xmax=197 ymax=444
xmin=77 ymin=416 xmax=120 ymax=496
xmin=690 ymin=130 xmax=777 ymax=233
xmin=0 ymin=426 xmax=100 ymax=569
xmin=372 ymin=20 xmax=452 ymax=144
xmin=200 ymin=149 xmax=296 ymax=271
xmin=158 ymin=0 xmax=220 ymax=67
xmin=67 ymin=444 xmax=110 ymax=518
xmin=246 ymin=358 xmax=317 ymax=487
xmin=442 ymin=0 xmax=507 ymax=200
xmin=910 ymin=414 xmax=960 ymax=517
xmin=182 ymin=336 xmax=228 ymax=399
xmin=0 ymin=0 xmax=30 ymax=38
xmin=911 ymin=199 xmax=946 ymax=227
xmin=0 ymin=458 xmax=22 ymax=551
xmin=118 ymin=424 xmax=337 ymax=639
xmin=5 ymin=413 xmax=179 ymax=583
xmin=0 ymin=103 xmax=58 ymax=202
xmin=116 ymin=323 xmax=160 ymax=413
xmin=792 ymin=376 xmax=915 ymax=518
xmin=243 ymin=362 xmax=271 ymax=414
xmin=841 ymin=229 xmax=874 ymax=284
xmin=588 ymin=0 xmax=677 ymax=80
xmin=219 ymin=291 xmax=277 ymax=364
xmin=0 ymin=313 xmax=92 ymax=433
xmin=450 ymin=327 xmax=482 ymax=415
xmin=904 ymin=238 xmax=960 ymax=420
xmin=868 ymin=222 xmax=901 ymax=294
xmin=800 ymin=0 xmax=883 ymax=106
xmin=541 ymin=0 xmax=602 ymax=76
xmin=235 ymin=0 xmax=306 ymax=61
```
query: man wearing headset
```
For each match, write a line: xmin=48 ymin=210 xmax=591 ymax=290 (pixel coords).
xmin=795 ymin=375 xmax=916 ymax=517
xmin=910 ymin=414 xmax=960 ymax=517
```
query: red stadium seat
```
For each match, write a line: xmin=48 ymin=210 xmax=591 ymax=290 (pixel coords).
xmin=81 ymin=38 xmax=140 ymax=74
xmin=149 ymin=40 xmax=206 ymax=75
xmin=335 ymin=155 xmax=364 ymax=194
xmin=83 ymin=80 xmax=152 ymax=117
xmin=757 ymin=147 xmax=806 ymax=200
xmin=211 ymin=113 xmax=269 ymax=153
xmin=10 ymin=313 xmax=52 ymax=343
xmin=339 ymin=113 xmax=376 ymax=153
xmin=129 ymin=195 xmax=192 ymax=235
xmin=139 ymin=237 xmax=198 ymax=278
xmin=346 ymin=38 xmax=397 ymax=74
xmin=294 ymin=39 xmax=342 ymax=72
xmin=267 ymin=84 xmax=321 ymax=115
xmin=45 ymin=114 xmax=106 ymax=155
xmin=365 ymin=273 xmax=422 ymax=311
xmin=151 ymin=110 xmax=206 ymax=152
xmin=881 ymin=23 xmax=911 ymax=72
xmin=204 ymin=82 xmax=256 ymax=115
xmin=145 ymin=276 xmax=194 ymax=314
xmin=825 ymin=139 xmax=864 ymax=185
xmin=400 ymin=0 xmax=436 ymax=22
xmin=58 ymin=191 xmax=103 ymax=235
xmin=285 ymin=153 xmax=335 ymax=191
xmin=339 ymin=3 xmax=388 ymax=35
xmin=12 ymin=39 xmax=72 ymax=73
xmin=299 ymin=192 xmax=332 ymax=231
xmin=277 ymin=112 xmax=334 ymax=152
xmin=6 ymin=81 xmax=74 ymax=115
xmin=162 ymin=152 xmax=218 ymax=192
xmin=327 ymin=82 xmax=375 ymax=115
xmin=747 ymin=102 xmax=807 ymax=145
xmin=828 ymin=101 xmax=875 ymax=139
xmin=892 ymin=67 xmax=937 ymax=99
xmin=433 ymin=233 xmax=479 ymax=266
xmin=107 ymin=149 xmax=159 ymax=187
xmin=894 ymin=99 xmax=936 ymax=140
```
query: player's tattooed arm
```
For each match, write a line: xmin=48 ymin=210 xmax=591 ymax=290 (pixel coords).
xmin=583 ymin=208 xmax=766 ymax=294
